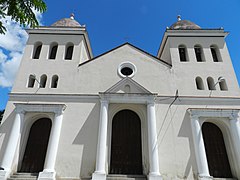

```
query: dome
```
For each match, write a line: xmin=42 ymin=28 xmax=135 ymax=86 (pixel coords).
xmin=169 ymin=15 xmax=201 ymax=30
xmin=51 ymin=14 xmax=81 ymax=27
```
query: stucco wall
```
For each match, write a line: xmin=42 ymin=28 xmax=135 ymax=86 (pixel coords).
xmin=1 ymin=28 xmax=240 ymax=180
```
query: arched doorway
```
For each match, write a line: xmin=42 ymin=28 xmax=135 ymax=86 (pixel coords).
xmin=19 ymin=118 xmax=52 ymax=173
xmin=110 ymin=109 xmax=143 ymax=175
xmin=202 ymin=122 xmax=232 ymax=178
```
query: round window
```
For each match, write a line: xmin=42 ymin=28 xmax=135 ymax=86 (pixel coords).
xmin=121 ymin=67 xmax=133 ymax=76
xmin=118 ymin=62 xmax=137 ymax=78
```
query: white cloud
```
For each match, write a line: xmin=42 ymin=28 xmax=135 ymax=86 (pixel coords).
xmin=32 ymin=9 xmax=44 ymax=26
xmin=0 ymin=50 xmax=7 ymax=63
xmin=0 ymin=52 xmax=22 ymax=87
xmin=0 ymin=10 xmax=43 ymax=87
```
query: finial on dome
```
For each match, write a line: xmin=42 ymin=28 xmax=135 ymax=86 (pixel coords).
xmin=177 ymin=15 xmax=181 ymax=21
xmin=70 ymin=13 xmax=74 ymax=20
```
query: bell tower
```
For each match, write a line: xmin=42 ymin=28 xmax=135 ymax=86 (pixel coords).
xmin=157 ymin=15 xmax=239 ymax=97
xmin=12 ymin=14 xmax=93 ymax=94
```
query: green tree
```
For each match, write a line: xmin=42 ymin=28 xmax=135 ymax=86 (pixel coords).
xmin=0 ymin=0 xmax=46 ymax=34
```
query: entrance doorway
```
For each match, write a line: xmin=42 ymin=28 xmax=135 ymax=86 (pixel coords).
xmin=19 ymin=118 xmax=52 ymax=173
xmin=110 ymin=109 xmax=143 ymax=175
xmin=202 ymin=122 xmax=232 ymax=178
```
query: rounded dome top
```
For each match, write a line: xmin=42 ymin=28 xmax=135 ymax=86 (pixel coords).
xmin=169 ymin=15 xmax=201 ymax=30
xmin=51 ymin=14 xmax=81 ymax=27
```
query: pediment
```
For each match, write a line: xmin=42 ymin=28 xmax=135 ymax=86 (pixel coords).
xmin=105 ymin=77 xmax=152 ymax=94
xmin=79 ymin=43 xmax=171 ymax=68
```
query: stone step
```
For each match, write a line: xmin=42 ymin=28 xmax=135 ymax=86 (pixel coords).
xmin=107 ymin=174 xmax=147 ymax=180
xmin=7 ymin=179 xmax=37 ymax=180
xmin=7 ymin=173 xmax=38 ymax=180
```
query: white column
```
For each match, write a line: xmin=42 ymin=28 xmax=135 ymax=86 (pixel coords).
xmin=229 ymin=114 xmax=240 ymax=175
xmin=92 ymin=100 xmax=108 ymax=180
xmin=0 ymin=108 xmax=24 ymax=179
xmin=147 ymin=102 xmax=162 ymax=180
xmin=38 ymin=109 xmax=64 ymax=180
xmin=190 ymin=115 xmax=211 ymax=180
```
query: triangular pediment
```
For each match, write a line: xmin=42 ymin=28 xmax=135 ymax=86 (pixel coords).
xmin=105 ymin=77 xmax=152 ymax=94
xmin=79 ymin=43 xmax=171 ymax=67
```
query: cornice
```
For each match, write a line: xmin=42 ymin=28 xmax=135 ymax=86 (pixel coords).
xmin=9 ymin=93 xmax=240 ymax=105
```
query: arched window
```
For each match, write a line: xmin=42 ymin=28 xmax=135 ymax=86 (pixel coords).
xmin=33 ymin=42 xmax=42 ymax=59
xmin=195 ymin=77 xmax=204 ymax=90
xmin=28 ymin=74 xmax=36 ymax=88
xmin=202 ymin=122 xmax=232 ymax=178
xmin=40 ymin=74 xmax=47 ymax=88
xmin=210 ymin=45 xmax=222 ymax=62
xmin=219 ymin=79 xmax=228 ymax=91
xmin=51 ymin=75 xmax=58 ymax=88
xmin=194 ymin=45 xmax=205 ymax=62
xmin=49 ymin=43 xmax=58 ymax=59
xmin=207 ymin=77 xmax=216 ymax=90
xmin=65 ymin=43 xmax=74 ymax=60
xmin=178 ymin=45 xmax=188 ymax=62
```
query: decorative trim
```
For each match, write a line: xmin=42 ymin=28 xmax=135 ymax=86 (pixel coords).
xmin=105 ymin=77 xmax=152 ymax=94
xmin=117 ymin=61 xmax=137 ymax=78
xmin=14 ymin=103 xmax=66 ymax=115
xmin=188 ymin=109 xmax=240 ymax=119
xmin=99 ymin=92 xmax=156 ymax=104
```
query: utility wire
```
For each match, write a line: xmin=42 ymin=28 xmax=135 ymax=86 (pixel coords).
xmin=155 ymin=90 xmax=179 ymax=148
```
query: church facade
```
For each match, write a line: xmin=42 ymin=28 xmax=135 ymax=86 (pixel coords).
xmin=0 ymin=15 xmax=240 ymax=180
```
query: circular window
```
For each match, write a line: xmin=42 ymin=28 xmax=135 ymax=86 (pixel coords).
xmin=118 ymin=62 xmax=137 ymax=78
xmin=121 ymin=67 xmax=133 ymax=76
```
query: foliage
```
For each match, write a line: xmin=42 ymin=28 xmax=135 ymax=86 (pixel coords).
xmin=0 ymin=0 xmax=46 ymax=34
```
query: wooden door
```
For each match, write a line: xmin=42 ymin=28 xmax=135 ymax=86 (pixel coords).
xmin=202 ymin=122 xmax=232 ymax=178
xmin=110 ymin=110 xmax=143 ymax=175
xmin=20 ymin=118 xmax=52 ymax=173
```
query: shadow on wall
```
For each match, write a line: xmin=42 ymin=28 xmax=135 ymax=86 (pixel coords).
xmin=0 ymin=111 xmax=17 ymax=169
xmin=72 ymin=103 xmax=100 ymax=179
xmin=177 ymin=111 xmax=198 ymax=179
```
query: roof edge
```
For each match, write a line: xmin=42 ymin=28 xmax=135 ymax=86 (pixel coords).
xmin=78 ymin=42 xmax=172 ymax=67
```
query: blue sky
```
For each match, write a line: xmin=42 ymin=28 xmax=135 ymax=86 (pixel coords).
xmin=0 ymin=0 xmax=240 ymax=110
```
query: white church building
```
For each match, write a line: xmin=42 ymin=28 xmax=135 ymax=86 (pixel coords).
xmin=0 ymin=15 xmax=240 ymax=180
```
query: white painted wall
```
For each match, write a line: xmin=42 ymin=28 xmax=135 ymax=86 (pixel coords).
xmin=0 ymin=26 xmax=240 ymax=180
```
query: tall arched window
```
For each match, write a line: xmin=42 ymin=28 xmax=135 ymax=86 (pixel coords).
xmin=219 ymin=79 xmax=228 ymax=91
xmin=195 ymin=77 xmax=204 ymax=90
xmin=40 ymin=74 xmax=47 ymax=88
xmin=33 ymin=42 xmax=42 ymax=59
xmin=49 ymin=43 xmax=58 ymax=59
xmin=207 ymin=77 xmax=216 ymax=90
xmin=65 ymin=43 xmax=74 ymax=60
xmin=194 ymin=45 xmax=205 ymax=62
xmin=28 ymin=74 xmax=36 ymax=88
xmin=202 ymin=122 xmax=232 ymax=178
xmin=51 ymin=75 xmax=58 ymax=88
xmin=210 ymin=45 xmax=222 ymax=62
xmin=178 ymin=45 xmax=188 ymax=62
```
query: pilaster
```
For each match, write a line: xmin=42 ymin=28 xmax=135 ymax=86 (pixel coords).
xmin=189 ymin=112 xmax=211 ymax=180
xmin=229 ymin=112 xmax=240 ymax=176
xmin=147 ymin=102 xmax=162 ymax=180
xmin=38 ymin=106 xmax=66 ymax=180
xmin=0 ymin=107 xmax=25 ymax=180
xmin=92 ymin=100 xmax=109 ymax=180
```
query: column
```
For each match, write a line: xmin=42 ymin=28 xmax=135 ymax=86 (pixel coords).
xmin=229 ymin=114 xmax=240 ymax=175
xmin=190 ymin=114 xmax=211 ymax=180
xmin=0 ymin=108 xmax=24 ymax=179
xmin=38 ymin=108 xmax=64 ymax=180
xmin=92 ymin=100 xmax=108 ymax=180
xmin=147 ymin=102 xmax=162 ymax=180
